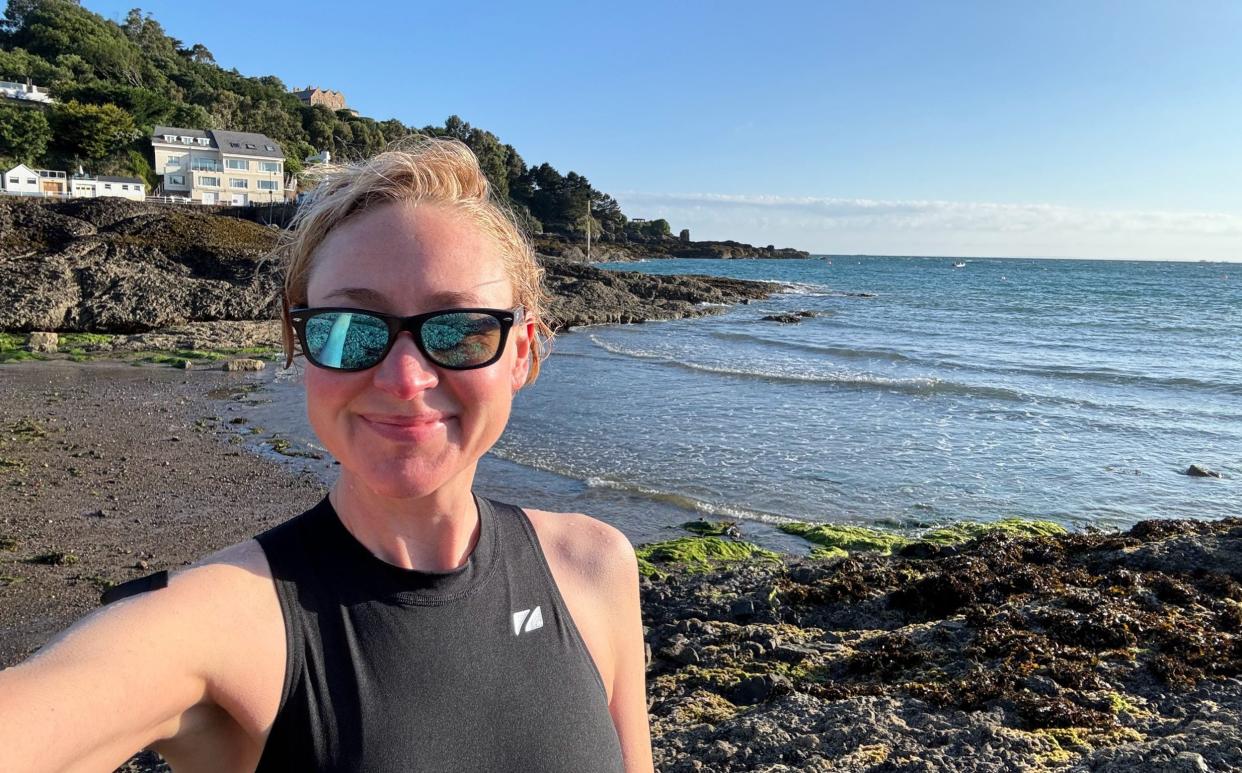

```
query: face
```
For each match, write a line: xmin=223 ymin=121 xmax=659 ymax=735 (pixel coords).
xmin=302 ymin=201 xmax=533 ymax=500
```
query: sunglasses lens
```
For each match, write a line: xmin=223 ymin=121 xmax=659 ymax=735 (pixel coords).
xmin=303 ymin=311 xmax=390 ymax=370
xmin=421 ymin=312 xmax=504 ymax=368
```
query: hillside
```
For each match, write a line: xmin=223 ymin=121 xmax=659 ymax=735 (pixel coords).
xmin=0 ymin=0 xmax=804 ymax=258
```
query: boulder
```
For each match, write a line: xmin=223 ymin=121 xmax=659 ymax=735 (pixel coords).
xmin=1186 ymin=465 xmax=1222 ymax=478
xmin=222 ymin=358 xmax=266 ymax=372
xmin=24 ymin=332 xmax=57 ymax=352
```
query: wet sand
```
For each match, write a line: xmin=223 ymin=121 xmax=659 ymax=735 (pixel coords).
xmin=0 ymin=360 xmax=324 ymax=667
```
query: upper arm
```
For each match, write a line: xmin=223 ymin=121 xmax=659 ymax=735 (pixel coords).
xmin=587 ymin=520 xmax=655 ymax=772
xmin=0 ymin=543 xmax=266 ymax=773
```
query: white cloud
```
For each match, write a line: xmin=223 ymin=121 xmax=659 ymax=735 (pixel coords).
xmin=613 ymin=192 xmax=1242 ymax=261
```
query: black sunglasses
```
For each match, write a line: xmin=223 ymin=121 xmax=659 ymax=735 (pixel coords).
xmin=289 ymin=306 xmax=524 ymax=372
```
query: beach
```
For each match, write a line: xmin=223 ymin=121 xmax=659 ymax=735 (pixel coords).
xmin=3 ymin=356 xmax=1241 ymax=772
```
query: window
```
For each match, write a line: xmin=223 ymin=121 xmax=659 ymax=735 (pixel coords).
xmin=257 ymin=180 xmax=278 ymax=190
xmin=198 ymin=176 xmax=220 ymax=187
xmin=180 ymin=136 xmax=192 ymax=143
xmin=259 ymin=161 xmax=280 ymax=172
xmin=244 ymin=143 xmax=256 ymax=149
xmin=196 ymin=138 xmax=209 ymax=146
xmin=168 ymin=175 xmax=186 ymax=185
xmin=104 ymin=184 xmax=112 ymax=190
xmin=229 ymin=142 xmax=240 ymax=148
xmin=230 ymin=178 xmax=248 ymax=188
xmin=8 ymin=177 xmax=16 ymax=184
xmin=121 ymin=184 xmax=129 ymax=190
xmin=264 ymin=145 xmax=276 ymax=151
xmin=191 ymin=159 xmax=220 ymax=172
xmin=26 ymin=178 xmax=35 ymax=185
xmin=225 ymin=159 xmax=249 ymax=170
xmin=163 ymin=134 xmax=175 ymax=142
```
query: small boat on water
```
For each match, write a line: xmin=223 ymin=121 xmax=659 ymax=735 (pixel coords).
xmin=952 ymin=261 xmax=967 ymax=268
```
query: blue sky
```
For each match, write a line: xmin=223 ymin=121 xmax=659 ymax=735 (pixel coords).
xmin=87 ymin=1 xmax=1242 ymax=260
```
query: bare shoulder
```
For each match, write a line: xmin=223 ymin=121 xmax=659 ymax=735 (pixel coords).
xmin=521 ymin=508 xmax=637 ymax=585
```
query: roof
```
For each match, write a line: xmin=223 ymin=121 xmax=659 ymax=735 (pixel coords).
xmin=97 ymin=176 xmax=145 ymax=185
xmin=150 ymin=127 xmax=285 ymax=159
xmin=208 ymin=129 xmax=284 ymax=159
xmin=152 ymin=126 xmax=210 ymax=141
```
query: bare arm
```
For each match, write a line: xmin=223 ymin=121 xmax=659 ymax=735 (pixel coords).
xmin=0 ymin=545 xmax=269 ymax=772
xmin=599 ymin=527 xmax=655 ymax=772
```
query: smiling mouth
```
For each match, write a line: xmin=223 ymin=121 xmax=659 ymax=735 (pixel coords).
xmin=360 ymin=414 xmax=452 ymax=440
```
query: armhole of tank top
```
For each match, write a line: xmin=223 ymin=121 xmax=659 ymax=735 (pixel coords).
xmin=510 ymin=505 xmax=611 ymax=702
xmin=256 ymin=539 xmax=304 ymax=724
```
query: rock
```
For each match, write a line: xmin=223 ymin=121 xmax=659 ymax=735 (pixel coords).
xmin=24 ymin=332 xmax=57 ymax=352
xmin=728 ymin=674 xmax=792 ymax=706
xmin=1186 ymin=464 xmax=1222 ymax=478
xmin=84 ymin=509 xmax=107 ymax=518
xmin=135 ymin=559 xmax=149 ymax=570
xmin=761 ymin=314 xmax=804 ymax=324
xmin=222 ymin=358 xmax=266 ymax=372
xmin=1171 ymin=752 xmax=1210 ymax=772
xmin=175 ymin=359 xmax=192 ymax=370
xmin=729 ymin=598 xmax=757 ymax=621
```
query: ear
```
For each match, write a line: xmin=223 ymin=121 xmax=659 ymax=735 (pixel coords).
xmin=510 ymin=319 xmax=535 ymax=394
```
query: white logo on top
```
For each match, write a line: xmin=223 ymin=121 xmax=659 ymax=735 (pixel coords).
xmin=512 ymin=606 xmax=544 ymax=635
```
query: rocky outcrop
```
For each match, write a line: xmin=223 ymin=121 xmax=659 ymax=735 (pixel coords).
xmin=0 ymin=198 xmax=282 ymax=332
xmin=541 ymin=258 xmax=774 ymax=329
xmin=534 ymin=234 xmax=812 ymax=262
xmin=0 ymin=199 xmax=778 ymax=335
xmin=640 ymin=517 xmax=1242 ymax=771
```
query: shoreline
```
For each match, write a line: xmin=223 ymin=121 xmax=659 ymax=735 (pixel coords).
xmin=2 ymin=359 xmax=1240 ymax=770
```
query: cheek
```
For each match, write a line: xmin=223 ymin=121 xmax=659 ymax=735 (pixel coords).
xmin=303 ymin=368 xmax=359 ymax=429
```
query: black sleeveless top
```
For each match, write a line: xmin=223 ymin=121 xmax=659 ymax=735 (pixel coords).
xmin=250 ymin=494 xmax=625 ymax=772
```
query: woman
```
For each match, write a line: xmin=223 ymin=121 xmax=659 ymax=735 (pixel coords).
xmin=0 ymin=140 xmax=653 ymax=772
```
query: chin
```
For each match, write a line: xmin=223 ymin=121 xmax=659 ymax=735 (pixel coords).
xmin=348 ymin=456 xmax=464 ymax=500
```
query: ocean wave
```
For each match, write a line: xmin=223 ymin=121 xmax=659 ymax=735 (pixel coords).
xmin=709 ymin=330 xmax=917 ymax=363
xmin=488 ymin=446 xmax=798 ymax=524
xmin=588 ymin=335 xmax=1027 ymax=400
xmin=581 ymin=478 xmax=799 ymax=525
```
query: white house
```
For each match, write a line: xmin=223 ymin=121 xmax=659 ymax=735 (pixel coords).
xmin=3 ymin=164 xmax=43 ymax=194
xmin=70 ymin=175 xmax=146 ymax=201
xmin=151 ymin=127 xmax=288 ymax=205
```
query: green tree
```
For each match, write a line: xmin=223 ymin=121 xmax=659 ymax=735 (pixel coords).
xmin=48 ymin=100 xmax=135 ymax=161
xmin=0 ymin=102 xmax=50 ymax=164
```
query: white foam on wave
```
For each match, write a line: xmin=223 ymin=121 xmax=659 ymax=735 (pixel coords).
xmin=588 ymin=334 xmax=942 ymax=389
xmin=583 ymin=477 xmax=799 ymax=525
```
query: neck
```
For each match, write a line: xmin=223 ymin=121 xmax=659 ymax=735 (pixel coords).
xmin=329 ymin=466 xmax=481 ymax=572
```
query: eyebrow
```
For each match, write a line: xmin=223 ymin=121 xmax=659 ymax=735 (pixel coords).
xmin=322 ymin=288 xmax=484 ymax=307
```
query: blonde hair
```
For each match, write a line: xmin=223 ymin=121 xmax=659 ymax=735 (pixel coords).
xmin=274 ymin=138 xmax=553 ymax=385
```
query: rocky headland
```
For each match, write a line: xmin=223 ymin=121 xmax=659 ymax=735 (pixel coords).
xmin=0 ymin=197 xmax=777 ymax=351
xmin=533 ymin=233 xmax=811 ymax=263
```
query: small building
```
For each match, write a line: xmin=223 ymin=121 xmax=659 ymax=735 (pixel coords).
xmin=0 ymin=79 xmax=55 ymax=105
xmin=70 ymin=174 xmax=146 ymax=201
xmin=151 ymin=127 xmax=286 ymax=205
xmin=2 ymin=163 xmax=40 ymax=194
xmin=292 ymin=86 xmax=348 ymax=111
xmin=2 ymin=164 xmax=66 ymax=195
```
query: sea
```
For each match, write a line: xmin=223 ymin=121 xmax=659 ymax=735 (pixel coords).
xmin=240 ymin=257 xmax=1240 ymax=551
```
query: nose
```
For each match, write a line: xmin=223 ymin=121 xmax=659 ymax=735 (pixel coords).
xmin=371 ymin=332 xmax=439 ymax=399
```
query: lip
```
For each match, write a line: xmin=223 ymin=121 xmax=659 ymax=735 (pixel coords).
xmin=360 ymin=413 xmax=452 ymax=442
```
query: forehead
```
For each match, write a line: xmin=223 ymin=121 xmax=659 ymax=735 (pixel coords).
xmin=305 ymin=201 xmax=512 ymax=311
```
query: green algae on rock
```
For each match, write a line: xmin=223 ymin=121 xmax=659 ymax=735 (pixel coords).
xmin=778 ymin=522 xmax=911 ymax=555
xmin=636 ymin=536 xmax=781 ymax=577
xmin=918 ymin=517 xmax=1066 ymax=545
